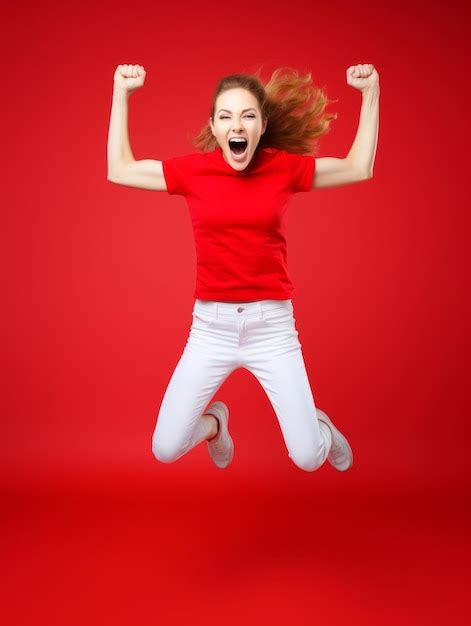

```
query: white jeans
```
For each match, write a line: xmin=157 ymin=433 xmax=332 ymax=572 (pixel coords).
xmin=152 ymin=299 xmax=332 ymax=471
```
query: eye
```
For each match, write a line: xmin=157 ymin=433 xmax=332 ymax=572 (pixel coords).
xmin=219 ymin=114 xmax=256 ymax=119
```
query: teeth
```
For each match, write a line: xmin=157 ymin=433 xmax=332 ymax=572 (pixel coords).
xmin=229 ymin=138 xmax=247 ymax=142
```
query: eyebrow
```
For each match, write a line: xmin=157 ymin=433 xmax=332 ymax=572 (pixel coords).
xmin=217 ymin=108 xmax=257 ymax=114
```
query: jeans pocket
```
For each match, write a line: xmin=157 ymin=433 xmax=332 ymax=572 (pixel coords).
xmin=192 ymin=311 xmax=216 ymax=328
xmin=261 ymin=309 xmax=294 ymax=328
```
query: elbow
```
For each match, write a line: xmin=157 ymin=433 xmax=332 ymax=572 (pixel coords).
xmin=107 ymin=171 xmax=119 ymax=183
xmin=107 ymin=161 xmax=131 ymax=183
xmin=350 ymin=164 xmax=373 ymax=182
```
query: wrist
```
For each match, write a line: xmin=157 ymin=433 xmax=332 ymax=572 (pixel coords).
xmin=113 ymin=85 xmax=130 ymax=98
xmin=362 ymin=85 xmax=380 ymax=97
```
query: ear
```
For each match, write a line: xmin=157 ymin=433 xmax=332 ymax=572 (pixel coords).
xmin=262 ymin=117 xmax=268 ymax=135
xmin=209 ymin=116 xmax=215 ymax=136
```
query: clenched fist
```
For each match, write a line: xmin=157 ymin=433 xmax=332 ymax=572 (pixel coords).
xmin=114 ymin=64 xmax=146 ymax=94
xmin=346 ymin=64 xmax=379 ymax=93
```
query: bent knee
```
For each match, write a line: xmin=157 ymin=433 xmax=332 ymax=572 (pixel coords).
xmin=152 ymin=438 xmax=180 ymax=464
xmin=290 ymin=443 xmax=327 ymax=472
xmin=291 ymin=456 xmax=324 ymax=472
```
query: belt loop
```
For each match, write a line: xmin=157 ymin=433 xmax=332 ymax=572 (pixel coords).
xmin=258 ymin=301 xmax=263 ymax=320
xmin=215 ymin=302 xmax=219 ymax=320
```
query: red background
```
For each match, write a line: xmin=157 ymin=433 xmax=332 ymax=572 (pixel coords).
xmin=3 ymin=0 xmax=469 ymax=624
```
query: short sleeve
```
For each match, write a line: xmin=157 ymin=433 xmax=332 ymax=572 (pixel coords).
xmin=284 ymin=151 xmax=316 ymax=193
xmin=161 ymin=154 xmax=194 ymax=196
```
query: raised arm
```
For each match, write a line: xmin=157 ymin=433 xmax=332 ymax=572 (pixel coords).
xmin=313 ymin=64 xmax=380 ymax=189
xmin=107 ymin=64 xmax=167 ymax=191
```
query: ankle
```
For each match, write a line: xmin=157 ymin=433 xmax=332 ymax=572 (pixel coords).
xmin=204 ymin=414 xmax=219 ymax=440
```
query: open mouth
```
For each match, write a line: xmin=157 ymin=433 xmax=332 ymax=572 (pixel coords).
xmin=229 ymin=138 xmax=248 ymax=157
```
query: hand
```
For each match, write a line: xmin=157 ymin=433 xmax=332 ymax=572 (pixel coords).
xmin=346 ymin=64 xmax=379 ymax=93
xmin=113 ymin=64 xmax=146 ymax=94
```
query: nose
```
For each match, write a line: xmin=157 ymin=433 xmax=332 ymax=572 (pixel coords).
xmin=231 ymin=120 xmax=244 ymax=132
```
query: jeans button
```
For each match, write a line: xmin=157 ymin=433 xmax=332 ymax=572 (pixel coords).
xmin=237 ymin=307 xmax=244 ymax=313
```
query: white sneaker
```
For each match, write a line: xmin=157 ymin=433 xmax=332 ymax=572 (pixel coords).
xmin=317 ymin=409 xmax=353 ymax=471
xmin=205 ymin=401 xmax=234 ymax=469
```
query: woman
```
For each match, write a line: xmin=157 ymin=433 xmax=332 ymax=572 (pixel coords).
xmin=107 ymin=63 xmax=380 ymax=472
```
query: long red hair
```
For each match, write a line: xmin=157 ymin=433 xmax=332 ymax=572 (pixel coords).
xmin=191 ymin=66 xmax=338 ymax=155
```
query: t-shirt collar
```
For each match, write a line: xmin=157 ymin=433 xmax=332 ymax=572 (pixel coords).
xmin=213 ymin=145 xmax=262 ymax=174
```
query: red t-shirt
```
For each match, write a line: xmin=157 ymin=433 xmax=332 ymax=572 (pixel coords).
xmin=162 ymin=146 xmax=315 ymax=301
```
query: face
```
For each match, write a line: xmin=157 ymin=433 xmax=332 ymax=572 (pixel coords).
xmin=210 ymin=88 xmax=267 ymax=171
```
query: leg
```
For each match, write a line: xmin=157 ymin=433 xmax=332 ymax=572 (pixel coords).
xmin=185 ymin=412 xmax=219 ymax=446
xmin=152 ymin=346 xmax=234 ymax=464
xmin=246 ymin=347 xmax=332 ymax=472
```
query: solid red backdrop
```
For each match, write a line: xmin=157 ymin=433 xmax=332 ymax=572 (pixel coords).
xmin=2 ymin=0 xmax=469 ymax=624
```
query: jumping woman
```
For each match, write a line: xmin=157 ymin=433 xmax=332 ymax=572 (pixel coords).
xmin=107 ymin=63 xmax=380 ymax=472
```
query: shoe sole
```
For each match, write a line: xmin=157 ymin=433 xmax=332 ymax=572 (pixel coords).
xmin=317 ymin=409 xmax=353 ymax=471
